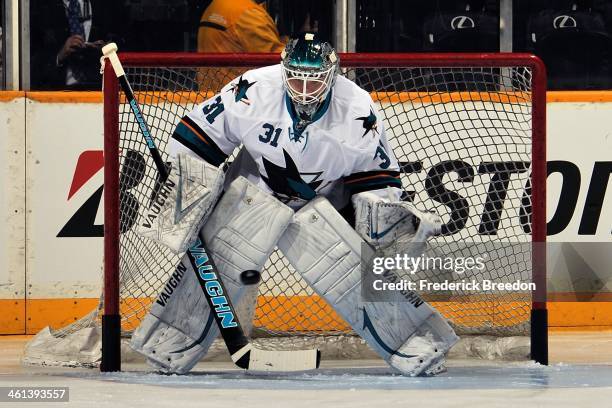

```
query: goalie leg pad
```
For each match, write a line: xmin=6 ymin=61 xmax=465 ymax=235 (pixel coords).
xmin=131 ymin=176 xmax=294 ymax=373
xmin=136 ymin=152 xmax=225 ymax=254
xmin=278 ymin=197 xmax=458 ymax=376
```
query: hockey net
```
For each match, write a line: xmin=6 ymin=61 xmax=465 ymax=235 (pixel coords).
xmin=23 ymin=53 xmax=547 ymax=369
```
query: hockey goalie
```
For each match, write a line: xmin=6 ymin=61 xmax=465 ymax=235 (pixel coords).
xmin=130 ymin=33 xmax=459 ymax=376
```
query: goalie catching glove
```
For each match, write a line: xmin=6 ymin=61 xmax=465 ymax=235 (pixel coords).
xmin=352 ymin=189 xmax=443 ymax=250
xmin=136 ymin=153 xmax=225 ymax=254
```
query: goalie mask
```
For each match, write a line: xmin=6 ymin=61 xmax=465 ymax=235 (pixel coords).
xmin=281 ymin=33 xmax=339 ymax=129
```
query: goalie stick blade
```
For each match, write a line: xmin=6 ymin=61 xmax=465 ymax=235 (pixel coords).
xmin=246 ymin=348 xmax=321 ymax=372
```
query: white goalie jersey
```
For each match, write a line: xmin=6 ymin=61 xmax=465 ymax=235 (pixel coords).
xmin=170 ymin=64 xmax=402 ymax=209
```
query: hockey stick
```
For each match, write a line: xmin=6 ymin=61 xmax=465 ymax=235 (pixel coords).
xmin=101 ymin=43 xmax=320 ymax=372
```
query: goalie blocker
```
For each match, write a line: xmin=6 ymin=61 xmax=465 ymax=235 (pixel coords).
xmin=136 ymin=152 xmax=225 ymax=254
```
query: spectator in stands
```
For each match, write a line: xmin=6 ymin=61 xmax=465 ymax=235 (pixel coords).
xmin=197 ymin=0 xmax=316 ymax=90
xmin=199 ymin=0 xmax=284 ymax=53
xmin=29 ymin=0 xmax=125 ymax=90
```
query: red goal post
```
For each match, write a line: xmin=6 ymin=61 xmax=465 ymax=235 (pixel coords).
xmin=102 ymin=52 xmax=547 ymax=372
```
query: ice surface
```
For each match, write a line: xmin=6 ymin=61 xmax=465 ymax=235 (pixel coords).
xmin=26 ymin=360 xmax=612 ymax=390
xmin=2 ymin=360 xmax=612 ymax=408
xmin=3 ymin=334 xmax=612 ymax=407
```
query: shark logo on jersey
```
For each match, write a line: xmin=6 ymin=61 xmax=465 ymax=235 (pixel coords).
xmin=356 ymin=108 xmax=379 ymax=137
xmin=230 ymin=76 xmax=256 ymax=104
xmin=288 ymin=127 xmax=305 ymax=143
xmin=288 ymin=127 xmax=309 ymax=151
xmin=261 ymin=149 xmax=323 ymax=201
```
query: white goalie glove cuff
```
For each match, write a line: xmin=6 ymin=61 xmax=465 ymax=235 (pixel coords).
xmin=136 ymin=153 xmax=225 ymax=254
xmin=352 ymin=190 xmax=443 ymax=249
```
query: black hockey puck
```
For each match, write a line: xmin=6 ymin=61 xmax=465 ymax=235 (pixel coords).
xmin=240 ymin=270 xmax=261 ymax=285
